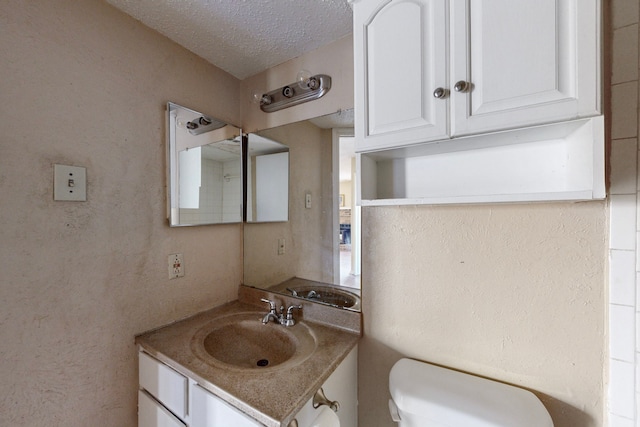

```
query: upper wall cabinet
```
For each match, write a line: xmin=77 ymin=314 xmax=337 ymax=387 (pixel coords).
xmin=352 ymin=0 xmax=601 ymax=152
xmin=350 ymin=0 xmax=604 ymax=205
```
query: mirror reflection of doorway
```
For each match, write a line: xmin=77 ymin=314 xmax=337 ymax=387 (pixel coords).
xmin=337 ymin=134 xmax=361 ymax=290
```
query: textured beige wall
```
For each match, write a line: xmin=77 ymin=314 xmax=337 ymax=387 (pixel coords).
xmin=244 ymin=121 xmax=334 ymax=287
xmin=0 ymin=1 xmax=242 ymax=425
xmin=358 ymin=202 xmax=607 ymax=427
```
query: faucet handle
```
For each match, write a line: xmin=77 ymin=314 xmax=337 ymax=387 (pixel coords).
xmin=261 ymin=298 xmax=277 ymax=313
xmin=286 ymin=304 xmax=302 ymax=318
xmin=279 ymin=304 xmax=302 ymax=327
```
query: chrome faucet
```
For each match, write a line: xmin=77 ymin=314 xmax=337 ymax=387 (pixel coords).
xmin=260 ymin=298 xmax=302 ymax=327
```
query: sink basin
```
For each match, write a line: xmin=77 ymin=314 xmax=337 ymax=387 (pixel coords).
xmin=191 ymin=312 xmax=316 ymax=370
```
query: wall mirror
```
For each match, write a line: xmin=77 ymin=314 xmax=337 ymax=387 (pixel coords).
xmin=167 ymin=102 xmax=243 ymax=226
xmin=242 ymin=109 xmax=361 ymax=311
xmin=245 ymin=134 xmax=290 ymax=223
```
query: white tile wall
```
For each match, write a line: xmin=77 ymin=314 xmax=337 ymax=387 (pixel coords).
xmin=608 ymin=2 xmax=640 ymax=426
xmin=179 ymin=158 xmax=225 ymax=223
xmin=612 ymin=0 xmax=639 ymax=29
xmin=611 ymin=359 xmax=636 ymax=418
xmin=611 ymin=82 xmax=638 ymax=140
xmin=610 ymin=413 xmax=635 ymax=427
xmin=610 ymin=195 xmax=637 ymax=250
xmin=612 ymin=24 xmax=639 ymax=84
xmin=611 ymin=304 xmax=635 ymax=362
xmin=610 ymin=250 xmax=637 ymax=305
xmin=222 ymin=160 xmax=242 ymax=222
xmin=611 ymin=139 xmax=638 ymax=195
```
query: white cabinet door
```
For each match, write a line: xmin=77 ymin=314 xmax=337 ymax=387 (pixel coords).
xmin=450 ymin=0 xmax=600 ymax=136
xmin=292 ymin=347 xmax=358 ymax=427
xmin=190 ymin=384 xmax=264 ymax=427
xmin=354 ymin=0 xmax=448 ymax=152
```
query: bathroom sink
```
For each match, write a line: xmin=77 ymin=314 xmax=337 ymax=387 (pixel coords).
xmin=191 ymin=313 xmax=316 ymax=370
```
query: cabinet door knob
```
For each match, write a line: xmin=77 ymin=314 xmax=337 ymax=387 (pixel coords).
xmin=433 ymin=87 xmax=449 ymax=99
xmin=454 ymin=80 xmax=471 ymax=93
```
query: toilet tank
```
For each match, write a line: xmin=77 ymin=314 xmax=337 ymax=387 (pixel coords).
xmin=389 ymin=359 xmax=553 ymax=427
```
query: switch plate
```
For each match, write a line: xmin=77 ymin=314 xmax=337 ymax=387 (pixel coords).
xmin=277 ymin=238 xmax=285 ymax=255
xmin=54 ymin=164 xmax=87 ymax=201
xmin=168 ymin=253 xmax=184 ymax=279
xmin=305 ymin=192 xmax=312 ymax=209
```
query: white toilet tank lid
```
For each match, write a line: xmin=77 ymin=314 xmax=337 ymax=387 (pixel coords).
xmin=389 ymin=359 xmax=553 ymax=427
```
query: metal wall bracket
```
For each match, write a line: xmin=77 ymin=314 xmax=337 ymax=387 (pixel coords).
xmin=259 ymin=75 xmax=331 ymax=113
xmin=186 ymin=116 xmax=227 ymax=135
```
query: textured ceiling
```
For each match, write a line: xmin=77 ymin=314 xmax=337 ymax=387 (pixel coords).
xmin=105 ymin=0 xmax=353 ymax=80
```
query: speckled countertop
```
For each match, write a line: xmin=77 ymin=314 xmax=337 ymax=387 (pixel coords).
xmin=136 ymin=300 xmax=360 ymax=427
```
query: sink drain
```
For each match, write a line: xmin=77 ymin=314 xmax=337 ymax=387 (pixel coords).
xmin=256 ymin=359 xmax=269 ymax=367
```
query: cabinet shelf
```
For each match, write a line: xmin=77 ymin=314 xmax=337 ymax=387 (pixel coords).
xmin=357 ymin=116 xmax=605 ymax=206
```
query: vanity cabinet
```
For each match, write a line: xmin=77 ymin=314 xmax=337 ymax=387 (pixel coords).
xmin=138 ymin=346 xmax=358 ymax=427
xmin=352 ymin=0 xmax=601 ymax=152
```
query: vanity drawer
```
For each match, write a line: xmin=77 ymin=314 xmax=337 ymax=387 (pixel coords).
xmin=139 ymin=351 xmax=188 ymax=420
xmin=138 ymin=390 xmax=186 ymax=427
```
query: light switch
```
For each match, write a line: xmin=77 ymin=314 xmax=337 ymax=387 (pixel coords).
xmin=54 ymin=164 xmax=87 ymax=201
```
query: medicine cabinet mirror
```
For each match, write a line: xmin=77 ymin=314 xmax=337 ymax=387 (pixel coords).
xmin=166 ymin=102 xmax=243 ymax=226
xmin=243 ymin=110 xmax=361 ymax=311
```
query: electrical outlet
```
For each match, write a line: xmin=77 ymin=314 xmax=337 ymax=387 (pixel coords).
xmin=278 ymin=238 xmax=285 ymax=255
xmin=305 ymin=192 xmax=312 ymax=209
xmin=168 ymin=253 xmax=184 ymax=279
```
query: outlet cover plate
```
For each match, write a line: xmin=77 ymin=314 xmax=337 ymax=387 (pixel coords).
xmin=168 ymin=253 xmax=184 ymax=279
